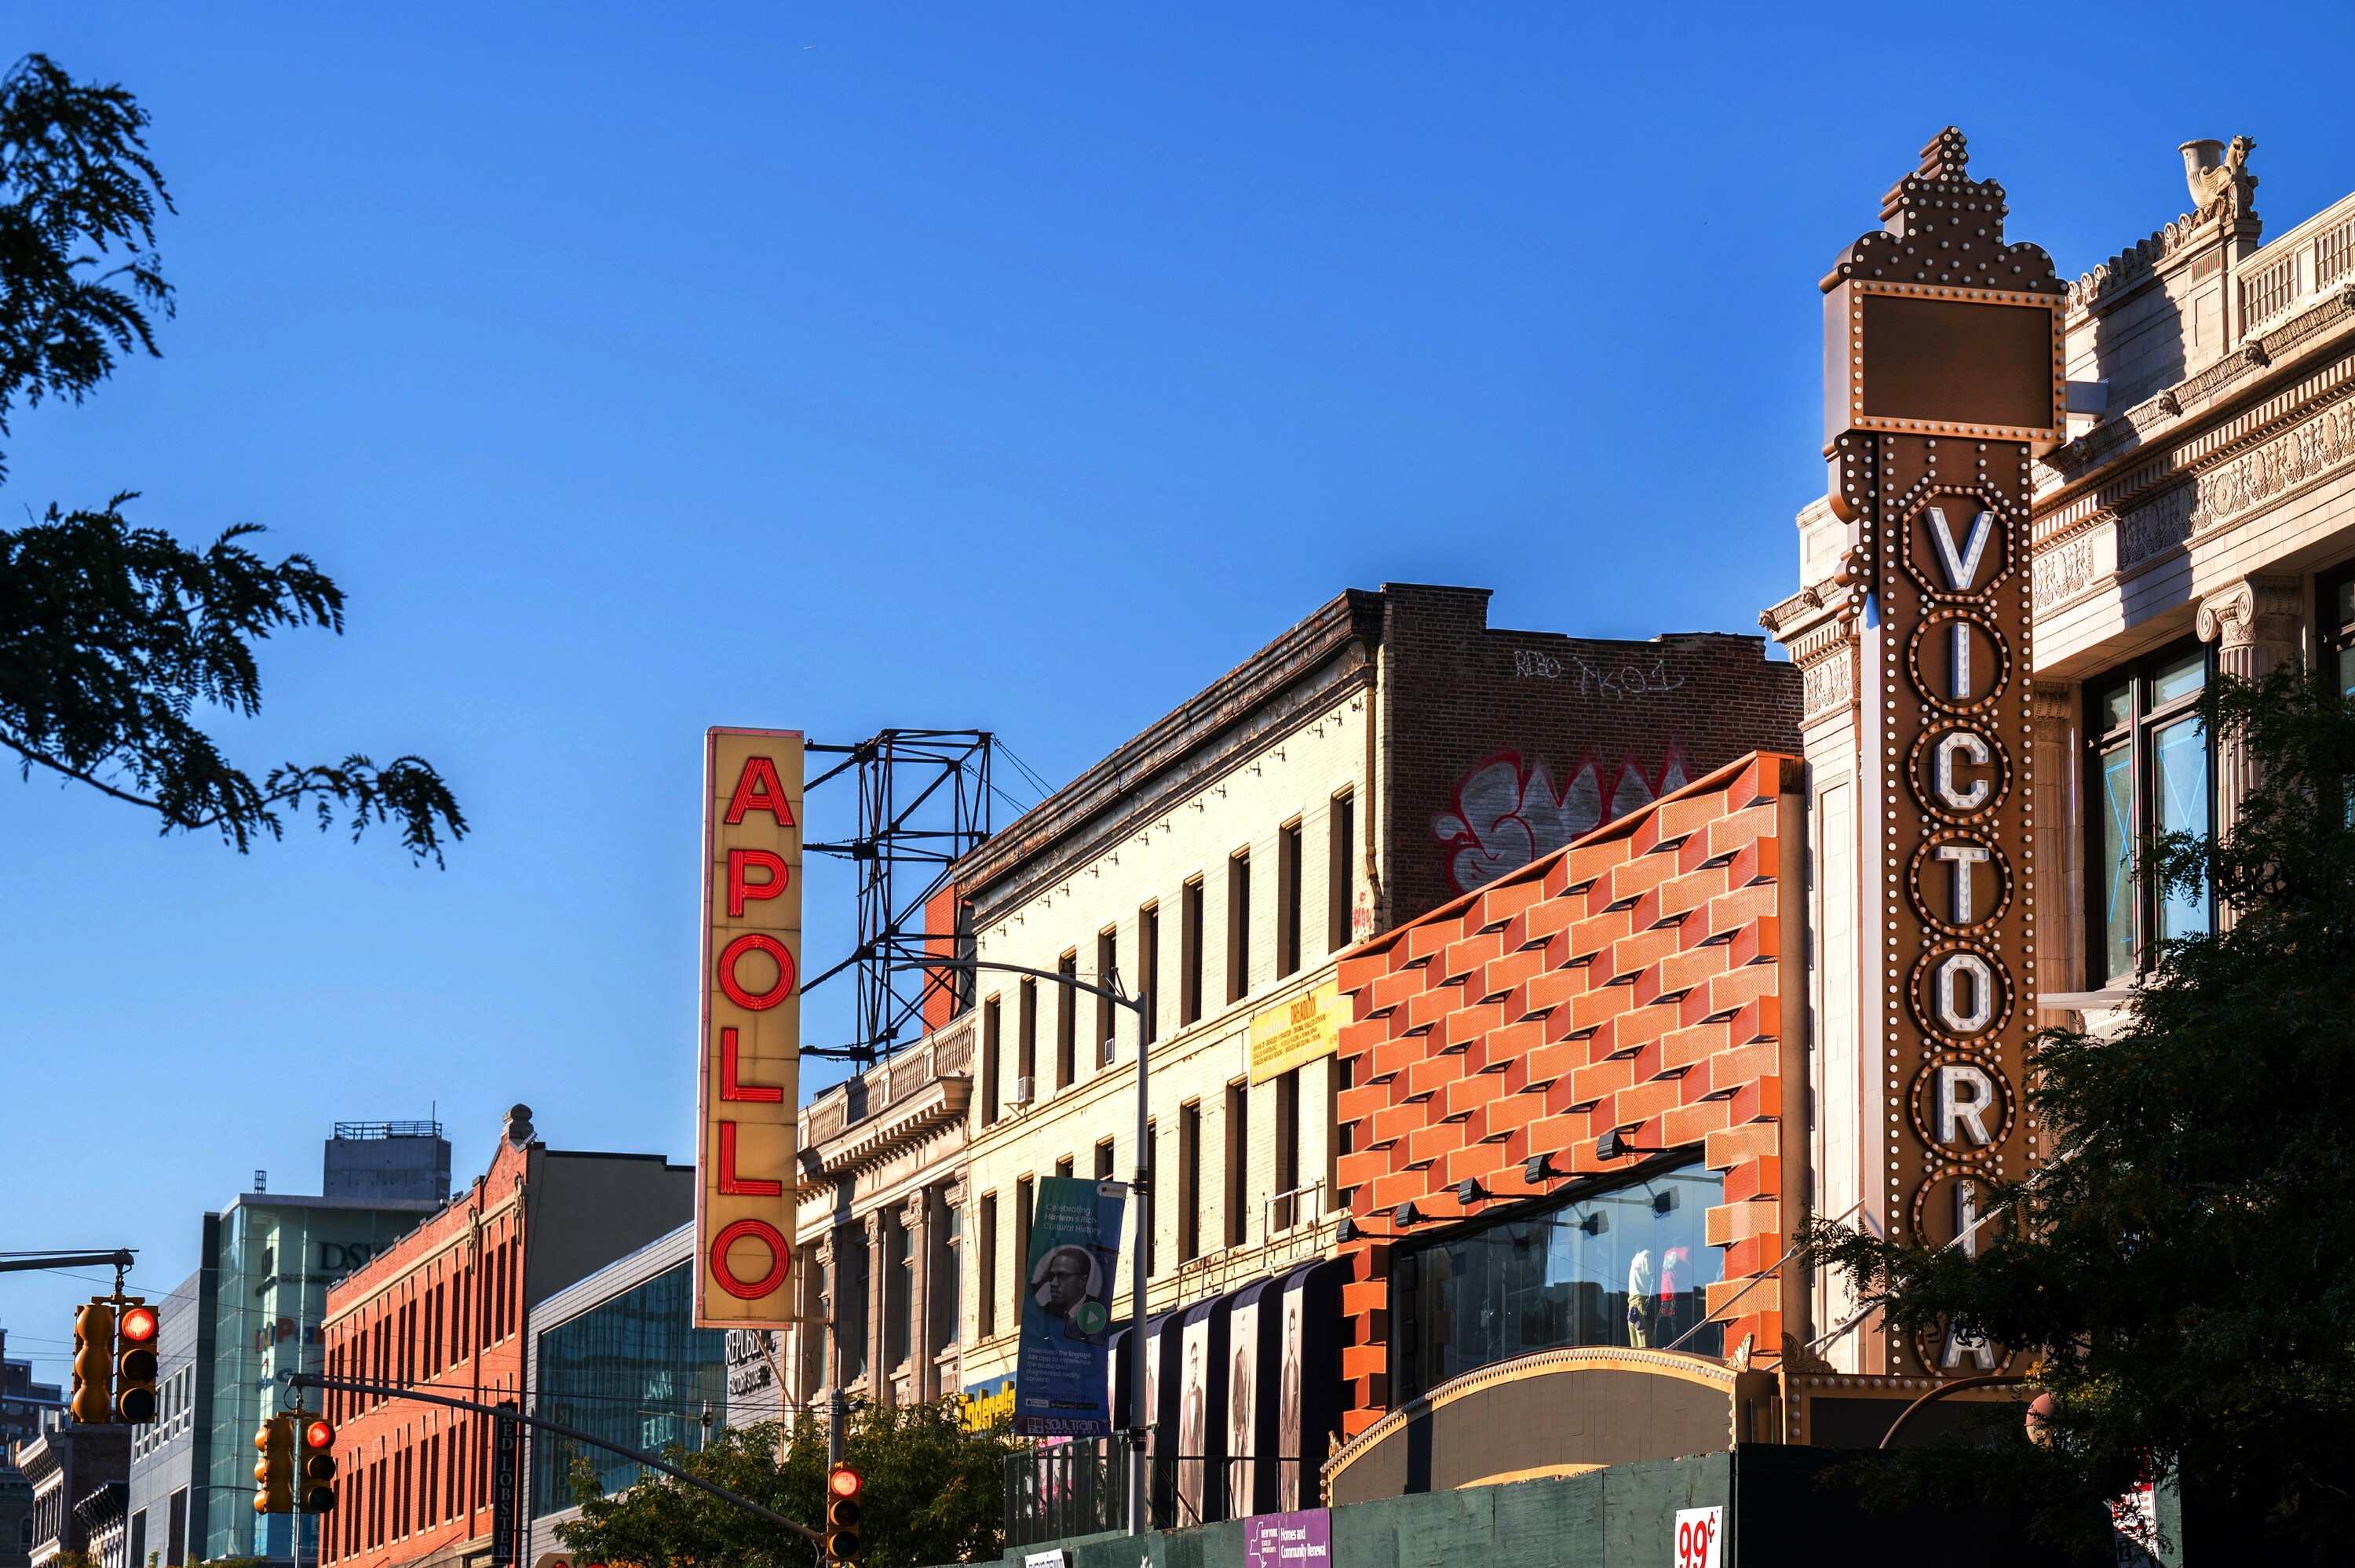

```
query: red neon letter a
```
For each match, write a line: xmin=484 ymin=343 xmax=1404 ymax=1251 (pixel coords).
xmin=724 ymin=756 xmax=795 ymax=826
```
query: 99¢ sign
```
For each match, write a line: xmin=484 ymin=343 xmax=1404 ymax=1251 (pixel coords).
xmin=695 ymin=729 xmax=803 ymax=1326
xmin=1673 ymin=1507 xmax=1723 ymax=1568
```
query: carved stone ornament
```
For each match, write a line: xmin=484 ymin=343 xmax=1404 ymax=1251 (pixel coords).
xmin=2182 ymin=136 xmax=2258 ymax=224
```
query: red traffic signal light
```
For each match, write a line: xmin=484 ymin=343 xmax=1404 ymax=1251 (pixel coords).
xmin=824 ymin=1465 xmax=863 ymax=1563
xmin=298 ymin=1413 xmax=338 ymax=1514
xmin=115 ymin=1299 xmax=159 ymax=1423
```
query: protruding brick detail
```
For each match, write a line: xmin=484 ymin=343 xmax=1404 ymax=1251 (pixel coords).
xmin=1331 ymin=752 xmax=1802 ymax=1429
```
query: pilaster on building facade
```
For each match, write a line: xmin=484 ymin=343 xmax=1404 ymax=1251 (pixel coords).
xmin=949 ymin=580 xmax=1798 ymax=1445
xmin=318 ymin=1113 xmax=691 ymax=1568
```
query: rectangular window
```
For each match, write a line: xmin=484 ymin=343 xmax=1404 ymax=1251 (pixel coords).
xmin=943 ymin=1205 xmax=962 ymax=1344
xmin=1139 ymin=904 xmax=1161 ymax=1044
xmin=2086 ymin=644 xmax=2213 ymax=983
xmin=1178 ymin=1102 xmax=1203 ymax=1262
xmin=1096 ymin=928 xmax=1119 ymax=1067
xmin=1055 ymin=950 xmax=1078 ymax=1091
xmin=1018 ymin=979 xmax=1038 ymax=1096
xmin=981 ymin=995 xmax=1002 ymax=1125
xmin=1275 ymin=1068 xmax=1302 ymax=1229
xmin=1014 ymin=1177 xmax=1035 ymax=1325
xmin=1095 ymin=1138 xmax=1115 ymax=1180
xmin=1328 ymin=789 xmax=1356 ymax=952
xmin=1145 ymin=1118 xmax=1159 ymax=1274
xmin=1224 ymin=1081 xmax=1251 ymax=1247
xmin=886 ymin=1216 xmax=911 ymax=1369
xmin=1277 ymin=820 xmax=1303 ymax=977
xmin=1054 ymin=1156 xmax=1074 ymax=1182
xmin=2330 ymin=572 xmax=2355 ymax=698
xmin=1391 ymin=1164 xmax=1726 ymax=1402
xmin=1181 ymin=879 xmax=1205 ymax=1025
xmin=1227 ymin=850 xmax=1252 ymax=1004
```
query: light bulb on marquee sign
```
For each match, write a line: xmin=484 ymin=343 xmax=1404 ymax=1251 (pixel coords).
xmin=1820 ymin=128 xmax=2065 ymax=1379
xmin=695 ymin=727 xmax=804 ymax=1326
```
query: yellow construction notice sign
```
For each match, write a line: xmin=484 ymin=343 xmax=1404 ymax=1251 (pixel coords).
xmin=1248 ymin=982 xmax=1346 ymax=1085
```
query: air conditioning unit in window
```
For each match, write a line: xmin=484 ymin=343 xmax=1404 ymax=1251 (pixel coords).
xmin=1013 ymin=1075 xmax=1037 ymax=1105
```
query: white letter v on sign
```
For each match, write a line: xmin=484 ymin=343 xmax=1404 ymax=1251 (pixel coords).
xmin=1926 ymin=507 xmax=1993 ymax=592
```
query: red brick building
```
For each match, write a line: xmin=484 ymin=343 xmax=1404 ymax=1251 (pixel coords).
xmin=319 ymin=1112 xmax=691 ymax=1568
xmin=1328 ymin=753 xmax=1805 ymax=1460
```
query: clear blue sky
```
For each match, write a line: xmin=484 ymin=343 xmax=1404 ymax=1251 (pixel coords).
xmin=5 ymin=2 xmax=2352 ymax=1380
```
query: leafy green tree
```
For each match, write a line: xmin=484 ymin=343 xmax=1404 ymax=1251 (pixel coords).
xmin=555 ymin=1400 xmax=1016 ymax=1568
xmin=0 ymin=53 xmax=461 ymax=860
xmin=1810 ymin=665 xmax=2355 ymax=1560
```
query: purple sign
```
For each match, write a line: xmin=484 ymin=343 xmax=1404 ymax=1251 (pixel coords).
xmin=1243 ymin=1508 xmax=1331 ymax=1568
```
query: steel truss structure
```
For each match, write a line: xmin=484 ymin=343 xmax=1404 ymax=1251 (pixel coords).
xmin=803 ymin=730 xmax=992 ymax=1063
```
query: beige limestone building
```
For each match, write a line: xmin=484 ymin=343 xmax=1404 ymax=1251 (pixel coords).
xmin=948 ymin=582 xmax=1799 ymax=1468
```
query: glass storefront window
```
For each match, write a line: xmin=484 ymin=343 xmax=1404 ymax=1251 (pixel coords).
xmin=1390 ymin=1164 xmax=1723 ymax=1402
xmin=531 ymin=1264 xmax=728 ymax=1516
xmin=2084 ymin=644 xmax=2213 ymax=983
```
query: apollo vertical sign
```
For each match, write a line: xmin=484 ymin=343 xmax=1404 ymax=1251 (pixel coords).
xmin=696 ymin=727 xmax=803 ymax=1326
xmin=1821 ymin=129 xmax=2063 ymax=1378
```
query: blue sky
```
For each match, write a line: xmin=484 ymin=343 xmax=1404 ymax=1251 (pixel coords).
xmin=5 ymin=3 xmax=2353 ymax=1379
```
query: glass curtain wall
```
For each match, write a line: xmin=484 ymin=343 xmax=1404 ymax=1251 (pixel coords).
xmin=1390 ymin=1164 xmax=1724 ymax=1402
xmin=531 ymin=1264 xmax=728 ymax=1515
xmin=206 ymin=1201 xmax=426 ymax=1560
xmin=2088 ymin=646 xmax=2212 ymax=985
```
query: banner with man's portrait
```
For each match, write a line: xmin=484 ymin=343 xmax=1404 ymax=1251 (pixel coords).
xmin=1013 ymin=1176 xmax=1129 ymax=1436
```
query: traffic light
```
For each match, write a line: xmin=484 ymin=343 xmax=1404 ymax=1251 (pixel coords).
xmin=298 ymin=1415 xmax=338 ymax=1514
xmin=254 ymin=1414 xmax=295 ymax=1514
xmin=70 ymin=1300 xmax=114 ymax=1424
xmin=823 ymin=1464 xmax=862 ymax=1565
xmin=115 ymin=1300 xmax=159 ymax=1423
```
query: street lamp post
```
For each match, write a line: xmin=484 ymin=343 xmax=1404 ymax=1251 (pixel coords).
xmin=895 ymin=957 xmax=1153 ymax=1536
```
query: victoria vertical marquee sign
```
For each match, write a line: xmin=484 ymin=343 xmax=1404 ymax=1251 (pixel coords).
xmin=1822 ymin=130 xmax=2064 ymax=1378
xmin=696 ymin=727 xmax=804 ymax=1327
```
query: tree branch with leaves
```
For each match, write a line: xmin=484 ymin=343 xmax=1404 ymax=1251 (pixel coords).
xmin=1808 ymin=665 xmax=2355 ymax=1561
xmin=0 ymin=53 xmax=460 ymax=862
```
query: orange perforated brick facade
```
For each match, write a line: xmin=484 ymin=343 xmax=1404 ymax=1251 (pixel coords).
xmin=1331 ymin=752 xmax=1806 ymax=1435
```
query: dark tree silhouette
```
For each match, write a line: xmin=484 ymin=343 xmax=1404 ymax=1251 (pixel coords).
xmin=0 ymin=53 xmax=462 ymax=862
xmin=1810 ymin=665 xmax=2355 ymax=1561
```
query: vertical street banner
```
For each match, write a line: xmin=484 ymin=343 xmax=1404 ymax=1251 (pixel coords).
xmin=491 ymin=1402 xmax=518 ymax=1568
xmin=1013 ymin=1177 xmax=1128 ymax=1436
xmin=695 ymin=728 xmax=804 ymax=1328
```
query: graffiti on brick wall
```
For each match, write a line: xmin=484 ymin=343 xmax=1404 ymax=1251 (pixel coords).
xmin=1512 ymin=647 xmax=1689 ymax=698
xmin=1434 ymin=749 xmax=1689 ymax=894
